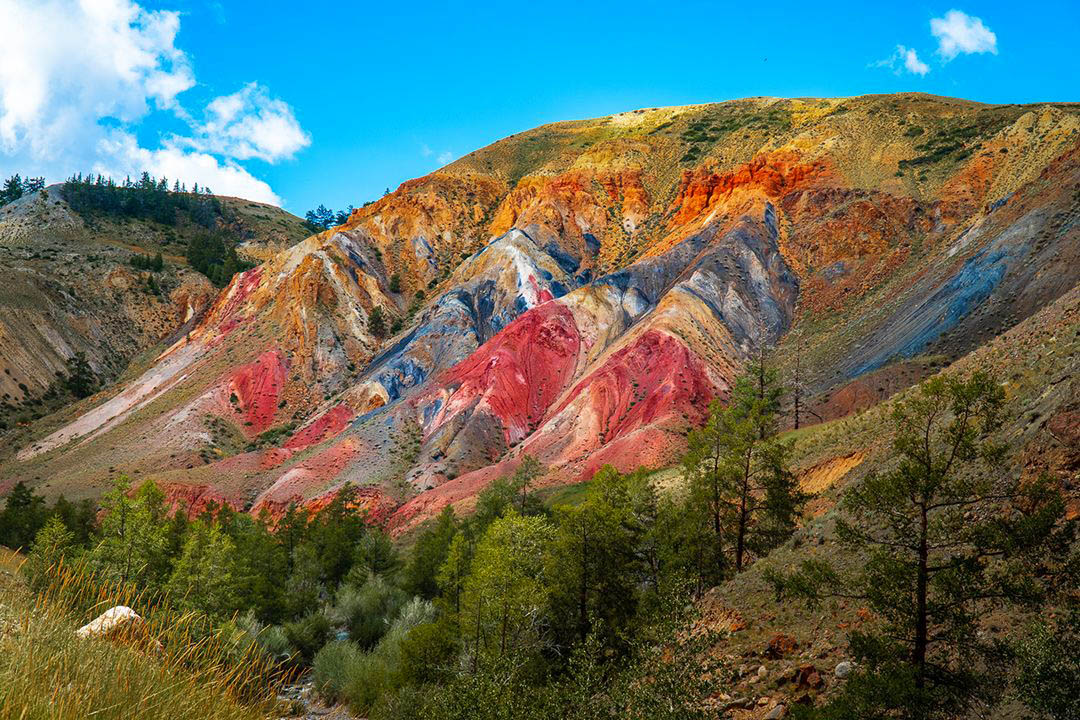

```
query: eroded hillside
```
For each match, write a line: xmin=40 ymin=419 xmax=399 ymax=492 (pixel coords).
xmin=3 ymin=94 xmax=1077 ymax=532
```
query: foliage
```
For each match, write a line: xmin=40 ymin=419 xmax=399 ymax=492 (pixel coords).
xmin=369 ymin=305 xmax=388 ymax=338
xmin=186 ymin=231 xmax=253 ymax=287
xmin=89 ymin=477 xmax=170 ymax=589
xmin=304 ymin=204 xmax=353 ymax=232
xmin=284 ymin=611 xmax=333 ymax=663
xmin=770 ymin=372 xmax=1071 ymax=720
xmin=681 ymin=360 xmax=806 ymax=583
xmin=402 ymin=506 xmax=459 ymax=599
xmin=24 ymin=516 xmax=76 ymax=591
xmin=64 ymin=351 xmax=98 ymax=399
xmin=130 ymin=251 xmax=164 ymax=272
xmin=1014 ymin=601 xmax=1080 ymax=719
xmin=62 ymin=172 xmax=221 ymax=227
xmin=460 ymin=511 xmax=554 ymax=670
xmin=0 ymin=481 xmax=94 ymax=551
xmin=0 ymin=173 xmax=44 ymax=205
xmin=166 ymin=520 xmax=239 ymax=619
xmin=334 ymin=574 xmax=407 ymax=649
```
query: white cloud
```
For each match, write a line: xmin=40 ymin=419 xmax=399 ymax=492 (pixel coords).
xmin=931 ymin=10 xmax=997 ymax=61
xmin=437 ymin=151 xmax=454 ymax=165
xmin=185 ymin=83 xmax=310 ymax=163
xmin=902 ymin=47 xmax=930 ymax=76
xmin=876 ymin=45 xmax=930 ymax=76
xmin=97 ymin=129 xmax=280 ymax=204
xmin=0 ymin=0 xmax=307 ymax=205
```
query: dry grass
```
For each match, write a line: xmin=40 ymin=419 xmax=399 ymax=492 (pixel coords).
xmin=0 ymin=562 xmax=291 ymax=720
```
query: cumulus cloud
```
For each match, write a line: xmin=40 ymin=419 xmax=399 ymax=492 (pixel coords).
xmin=0 ymin=0 xmax=307 ymax=204
xmin=901 ymin=46 xmax=930 ymax=76
xmin=931 ymin=10 xmax=998 ymax=61
xmin=185 ymin=83 xmax=310 ymax=163
xmin=876 ymin=45 xmax=930 ymax=76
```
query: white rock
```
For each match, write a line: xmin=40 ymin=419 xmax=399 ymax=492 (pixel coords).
xmin=835 ymin=661 xmax=853 ymax=678
xmin=76 ymin=605 xmax=141 ymax=638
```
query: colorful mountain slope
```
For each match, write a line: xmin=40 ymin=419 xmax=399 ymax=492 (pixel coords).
xmin=2 ymin=94 xmax=1077 ymax=532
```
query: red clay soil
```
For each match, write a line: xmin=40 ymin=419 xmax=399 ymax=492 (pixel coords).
xmin=252 ymin=436 xmax=366 ymax=513
xmin=285 ymin=403 xmax=356 ymax=450
xmin=225 ymin=349 xmax=288 ymax=435
xmin=160 ymin=482 xmax=236 ymax=517
xmin=419 ymin=302 xmax=582 ymax=446
xmin=540 ymin=329 xmax=717 ymax=452
xmin=668 ymin=152 xmax=834 ymax=226
xmin=392 ymin=329 xmax=719 ymax=533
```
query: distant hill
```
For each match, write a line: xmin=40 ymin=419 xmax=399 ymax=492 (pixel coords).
xmin=0 ymin=184 xmax=308 ymax=436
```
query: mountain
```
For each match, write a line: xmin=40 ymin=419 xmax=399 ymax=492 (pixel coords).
xmin=0 ymin=184 xmax=309 ymax=436
xmin=2 ymin=93 xmax=1077 ymax=533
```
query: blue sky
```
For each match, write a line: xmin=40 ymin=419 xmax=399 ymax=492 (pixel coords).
xmin=1 ymin=1 xmax=1077 ymax=215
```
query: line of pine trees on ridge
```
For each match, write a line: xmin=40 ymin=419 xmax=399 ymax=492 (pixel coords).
xmin=6 ymin=364 xmax=1078 ymax=720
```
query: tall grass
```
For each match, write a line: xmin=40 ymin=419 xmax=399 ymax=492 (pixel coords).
xmin=0 ymin=558 xmax=292 ymax=720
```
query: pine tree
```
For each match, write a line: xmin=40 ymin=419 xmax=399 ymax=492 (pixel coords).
xmin=512 ymin=455 xmax=544 ymax=514
xmin=682 ymin=361 xmax=806 ymax=578
xmin=64 ymin=351 xmax=97 ymax=398
xmin=546 ymin=466 xmax=650 ymax=650
xmin=167 ymin=521 xmax=239 ymax=618
xmin=368 ymin=306 xmax=387 ymax=338
xmin=0 ymin=481 xmax=47 ymax=549
xmin=403 ymin=506 xmax=459 ymax=599
xmin=91 ymin=476 xmax=170 ymax=588
xmin=25 ymin=516 xmax=76 ymax=591
xmin=769 ymin=372 xmax=1071 ymax=720
xmin=1 ymin=174 xmax=23 ymax=205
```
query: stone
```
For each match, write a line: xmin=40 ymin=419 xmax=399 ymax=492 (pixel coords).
xmin=835 ymin=661 xmax=853 ymax=678
xmin=757 ymin=665 xmax=768 ymax=679
xmin=765 ymin=705 xmax=787 ymax=720
xmin=76 ymin=605 xmax=141 ymax=638
xmin=766 ymin=632 xmax=798 ymax=658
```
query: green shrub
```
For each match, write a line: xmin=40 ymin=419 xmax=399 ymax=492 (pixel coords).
xmin=396 ymin=618 xmax=459 ymax=685
xmin=333 ymin=575 xmax=406 ymax=649
xmin=313 ymin=640 xmax=365 ymax=704
xmin=283 ymin=611 xmax=332 ymax=662
xmin=343 ymin=653 xmax=392 ymax=714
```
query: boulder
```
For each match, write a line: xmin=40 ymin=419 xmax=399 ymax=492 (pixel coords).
xmin=766 ymin=632 xmax=798 ymax=658
xmin=765 ymin=705 xmax=787 ymax=720
xmin=835 ymin=661 xmax=853 ymax=678
xmin=76 ymin=605 xmax=141 ymax=638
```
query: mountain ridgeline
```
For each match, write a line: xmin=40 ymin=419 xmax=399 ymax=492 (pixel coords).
xmin=1 ymin=93 xmax=1079 ymax=719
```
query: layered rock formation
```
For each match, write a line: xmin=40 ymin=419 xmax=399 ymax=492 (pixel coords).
xmin=4 ymin=94 xmax=1078 ymax=531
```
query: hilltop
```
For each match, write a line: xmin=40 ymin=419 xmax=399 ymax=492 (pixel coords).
xmin=1 ymin=93 xmax=1077 ymax=531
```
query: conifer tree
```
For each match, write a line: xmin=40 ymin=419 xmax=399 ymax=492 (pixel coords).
xmin=167 ymin=520 xmax=239 ymax=618
xmin=769 ymin=372 xmax=1070 ymax=720
xmin=25 ymin=516 xmax=76 ymax=591
xmin=90 ymin=476 xmax=169 ymax=588
xmin=681 ymin=360 xmax=806 ymax=579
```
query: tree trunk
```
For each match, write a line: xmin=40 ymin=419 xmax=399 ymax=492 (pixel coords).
xmin=735 ymin=449 xmax=752 ymax=572
xmin=914 ymin=503 xmax=929 ymax=696
xmin=579 ymin=522 xmax=589 ymax=644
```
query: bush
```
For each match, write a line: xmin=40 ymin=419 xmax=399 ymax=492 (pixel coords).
xmin=396 ymin=619 xmax=459 ymax=685
xmin=334 ymin=576 xmax=406 ymax=649
xmin=313 ymin=640 xmax=365 ymax=704
xmin=283 ymin=611 xmax=332 ymax=662
xmin=343 ymin=653 xmax=392 ymax=714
